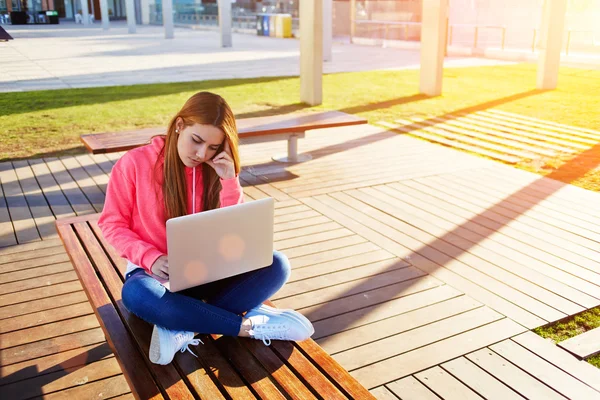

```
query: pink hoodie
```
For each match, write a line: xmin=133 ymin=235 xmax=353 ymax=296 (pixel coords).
xmin=98 ymin=136 xmax=244 ymax=273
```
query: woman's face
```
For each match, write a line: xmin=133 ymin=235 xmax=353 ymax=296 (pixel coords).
xmin=176 ymin=120 xmax=225 ymax=168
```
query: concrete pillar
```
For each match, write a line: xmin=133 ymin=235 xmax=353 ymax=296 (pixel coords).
xmin=162 ymin=0 xmax=174 ymax=39
xmin=323 ymin=0 xmax=332 ymax=62
xmin=99 ymin=0 xmax=109 ymax=30
xmin=126 ymin=0 xmax=136 ymax=33
xmin=349 ymin=0 xmax=356 ymax=43
xmin=80 ymin=0 xmax=90 ymax=25
xmin=218 ymin=0 xmax=232 ymax=48
xmin=300 ymin=0 xmax=323 ymax=106
xmin=419 ymin=0 xmax=449 ymax=96
xmin=537 ymin=0 xmax=567 ymax=89
xmin=141 ymin=0 xmax=150 ymax=24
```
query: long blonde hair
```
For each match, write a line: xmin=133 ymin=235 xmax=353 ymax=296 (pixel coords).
xmin=156 ymin=92 xmax=240 ymax=220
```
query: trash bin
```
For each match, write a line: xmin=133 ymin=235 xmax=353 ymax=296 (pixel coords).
xmin=269 ymin=14 xmax=276 ymax=37
xmin=275 ymin=14 xmax=292 ymax=38
xmin=46 ymin=10 xmax=59 ymax=24
xmin=262 ymin=14 xmax=270 ymax=36
xmin=10 ymin=11 xmax=28 ymax=25
xmin=256 ymin=14 xmax=264 ymax=36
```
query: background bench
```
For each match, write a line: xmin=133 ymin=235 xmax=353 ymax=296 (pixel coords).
xmin=81 ymin=111 xmax=367 ymax=163
xmin=55 ymin=213 xmax=375 ymax=400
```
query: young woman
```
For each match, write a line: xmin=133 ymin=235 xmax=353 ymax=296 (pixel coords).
xmin=99 ymin=92 xmax=313 ymax=365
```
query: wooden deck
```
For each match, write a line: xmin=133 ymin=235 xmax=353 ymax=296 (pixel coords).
xmin=1 ymin=120 xmax=600 ymax=399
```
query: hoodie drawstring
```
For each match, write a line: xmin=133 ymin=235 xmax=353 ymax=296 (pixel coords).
xmin=192 ymin=167 xmax=196 ymax=214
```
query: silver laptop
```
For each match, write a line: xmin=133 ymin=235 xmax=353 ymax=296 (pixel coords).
xmin=163 ymin=197 xmax=275 ymax=292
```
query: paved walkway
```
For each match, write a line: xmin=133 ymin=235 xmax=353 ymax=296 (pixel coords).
xmin=0 ymin=21 xmax=513 ymax=92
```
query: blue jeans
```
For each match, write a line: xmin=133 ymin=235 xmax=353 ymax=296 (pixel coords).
xmin=121 ymin=251 xmax=291 ymax=336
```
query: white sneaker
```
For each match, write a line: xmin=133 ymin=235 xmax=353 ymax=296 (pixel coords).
xmin=149 ymin=325 xmax=203 ymax=365
xmin=247 ymin=304 xmax=314 ymax=334
xmin=245 ymin=307 xmax=314 ymax=346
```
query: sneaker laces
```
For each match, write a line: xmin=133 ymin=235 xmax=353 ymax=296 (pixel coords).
xmin=250 ymin=323 xmax=289 ymax=346
xmin=174 ymin=333 xmax=204 ymax=358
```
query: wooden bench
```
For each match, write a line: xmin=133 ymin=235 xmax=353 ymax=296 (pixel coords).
xmin=55 ymin=214 xmax=375 ymax=400
xmin=81 ymin=111 xmax=367 ymax=163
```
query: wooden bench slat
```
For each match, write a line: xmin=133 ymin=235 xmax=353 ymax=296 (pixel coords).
xmin=71 ymin=221 xmax=197 ymax=400
xmin=55 ymin=221 xmax=165 ymax=400
xmin=81 ymin=111 xmax=368 ymax=154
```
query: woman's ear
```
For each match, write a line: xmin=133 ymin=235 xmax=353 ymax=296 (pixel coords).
xmin=175 ymin=117 xmax=183 ymax=134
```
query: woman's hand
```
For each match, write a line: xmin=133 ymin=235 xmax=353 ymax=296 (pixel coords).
xmin=206 ymin=140 xmax=236 ymax=180
xmin=151 ymin=255 xmax=169 ymax=280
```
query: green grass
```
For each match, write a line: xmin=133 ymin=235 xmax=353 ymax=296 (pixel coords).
xmin=2 ymin=63 xmax=600 ymax=164
xmin=534 ymin=308 xmax=600 ymax=367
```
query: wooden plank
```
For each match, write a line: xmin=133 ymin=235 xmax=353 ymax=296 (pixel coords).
xmin=88 ymin=153 xmax=116 ymax=175
xmin=289 ymin=275 xmax=442 ymax=323
xmin=0 ymin=270 xmax=79 ymax=295
xmin=0 ymin=301 xmax=93 ymax=334
xmin=209 ymin=335 xmax=286 ymax=400
xmin=557 ymin=326 xmax=600 ymax=359
xmin=241 ymin=339 xmax=320 ymax=400
xmin=74 ymin=154 xmax=110 ymax=193
xmin=512 ymin=331 xmax=600 ymax=392
xmin=290 ymin=336 xmax=377 ymax=399
xmin=317 ymin=293 xmax=477 ymax=354
xmin=434 ymin=115 xmax=585 ymax=152
xmin=39 ymin=374 xmax=131 ymax=400
xmin=70 ymin=221 xmax=198 ymax=399
xmin=434 ymin=172 xmax=600 ymax=253
xmin=289 ymin=249 xmax=396 ymax=283
xmin=350 ymin=318 xmax=526 ymax=389
xmin=274 ymin=258 xmax=410 ymax=300
xmin=0 ymin=357 xmax=122 ymax=400
xmin=12 ymin=160 xmax=58 ymax=239
xmin=275 ymin=210 xmax=322 ymax=224
xmin=280 ymin=235 xmax=367 ymax=259
xmin=0 ymin=175 xmax=17 ymax=247
xmin=369 ymin=386 xmax=400 ymax=400
xmin=274 ymin=216 xmax=332 ymax=233
xmin=0 ymin=314 xmax=99 ymax=349
xmin=487 ymin=109 xmax=600 ymax=140
xmin=43 ymin=158 xmax=96 ymax=216
xmin=0 ymin=238 xmax=62 ymax=256
xmin=333 ymin=306 xmax=503 ymax=371
xmin=346 ymin=188 xmax=573 ymax=321
xmin=274 ymin=221 xmax=343 ymax=242
xmin=174 ymin=336 xmax=244 ymax=400
xmin=408 ymin=117 xmax=558 ymax=157
xmin=0 ymin=291 xmax=88 ymax=320
xmin=385 ymin=181 xmax=600 ymax=306
xmin=490 ymin=338 xmax=600 ymax=399
xmin=28 ymin=159 xmax=76 ymax=219
xmin=0 ymin=342 xmax=114 ymax=386
xmin=441 ymin=357 xmax=525 ymax=400
xmin=0 ymin=261 xmax=72 ymax=284
xmin=386 ymin=376 xmax=442 ymax=400
xmin=306 ymin=194 xmax=546 ymax=328
xmin=407 ymin=177 xmax=600 ymax=285
xmin=59 ymin=156 xmax=105 ymax=212
xmin=0 ymin=280 xmax=82 ymax=307
xmin=379 ymin=121 xmax=520 ymax=164
xmin=0 ymin=327 xmax=106 ymax=366
xmin=0 ymin=244 xmax=66 ymax=265
xmin=0 ymin=252 xmax=71 ymax=273
xmin=465 ymin=168 xmax=600 ymax=232
xmin=414 ymin=366 xmax=484 ymax=400
xmin=289 ymin=242 xmax=381 ymax=269
xmin=0 ymin=162 xmax=40 ymax=243
xmin=374 ymin=184 xmax=598 ymax=314
xmin=55 ymin=222 xmax=167 ymax=399
xmin=275 ymin=228 xmax=354 ymax=251
xmin=467 ymin=348 xmax=567 ymax=400
xmin=276 ymin=266 xmax=426 ymax=311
